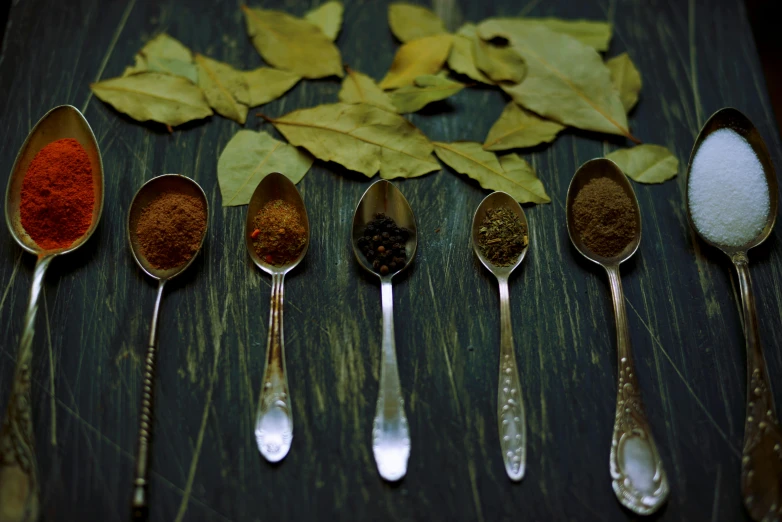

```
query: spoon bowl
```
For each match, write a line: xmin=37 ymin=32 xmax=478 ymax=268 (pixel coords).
xmin=5 ymin=104 xmax=104 ymax=255
xmin=351 ymin=179 xmax=417 ymax=482
xmin=686 ymin=108 xmax=781 ymax=521
xmin=245 ymin=173 xmax=309 ymax=464
xmin=470 ymin=191 xmax=529 ymax=481
xmin=471 ymin=191 xmax=529 ymax=277
xmin=351 ymin=180 xmax=417 ymax=280
xmin=246 ymin=172 xmax=310 ymax=276
xmin=565 ymin=159 xmax=669 ymax=515
xmin=128 ymin=174 xmax=209 ymax=280
xmin=0 ymin=104 xmax=103 ymax=522
xmin=566 ymin=158 xmax=641 ymax=266
xmin=126 ymin=174 xmax=207 ymax=521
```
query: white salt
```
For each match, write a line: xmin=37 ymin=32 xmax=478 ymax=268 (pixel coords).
xmin=688 ymin=128 xmax=770 ymax=247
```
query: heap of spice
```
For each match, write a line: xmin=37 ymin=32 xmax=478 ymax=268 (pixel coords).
xmin=477 ymin=207 xmax=528 ymax=266
xmin=136 ymin=192 xmax=207 ymax=269
xmin=20 ymin=138 xmax=94 ymax=250
xmin=358 ymin=213 xmax=409 ymax=275
xmin=572 ymin=177 xmax=637 ymax=258
xmin=251 ymin=199 xmax=306 ymax=265
xmin=688 ymin=128 xmax=770 ymax=246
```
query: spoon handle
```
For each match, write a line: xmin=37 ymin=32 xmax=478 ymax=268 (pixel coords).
xmin=131 ymin=280 xmax=166 ymax=522
xmin=732 ymin=253 xmax=782 ymax=521
xmin=372 ymin=279 xmax=410 ymax=481
xmin=497 ymin=277 xmax=526 ymax=481
xmin=255 ymin=273 xmax=293 ymax=463
xmin=0 ymin=255 xmax=52 ymax=522
xmin=605 ymin=265 xmax=669 ymax=515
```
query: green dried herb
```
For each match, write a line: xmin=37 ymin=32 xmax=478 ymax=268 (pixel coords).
xmin=477 ymin=207 xmax=528 ymax=266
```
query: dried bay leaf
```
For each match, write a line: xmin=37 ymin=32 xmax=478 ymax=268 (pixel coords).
xmin=304 ymin=1 xmax=344 ymax=41
xmin=390 ymin=75 xmax=465 ymax=113
xmin=498 ymin=153 xmax=550 ymax=203
xmin=263 ymin=102 xmax=440 ymax=179
xmin=606 ymin=52 xmax=642 ymax=112
xmin=433 ymin=141 xmax=550 ymax=204
xmin=478 ymin=20 xmax=634 ymax=140
xmin=339 ymin=68 xmax=397 ymax=112
xmin=243 ymin=67 xmax=301 ymax=107
xmin=241 ymin=5 xmax=343 ymax=79
xmin=483 ymin=102 xmax=564 ymax=151
xmin=195 ymin=54 xmax=249 ymax=124
xmin=90 ymin=72 xmax=212 ymax=127
xmin=531 ymin=18 xmax=612 ymax=52
xmin=388 ymin=3 xmax=446 ymax=43
xmin=123 ymin=33 xmax=197 ymax=83
xmin=472 ymin=34 xmax=526 ymax=83
xmin=605 ymin=144 xmax=678 ymax=183
xmin=379 ymin=33 xmax=453 ymax=89
xmin=447 ymin=24 xmax=494 ymax=84
xmin=218 ymin=130 xmax=314 ymax=206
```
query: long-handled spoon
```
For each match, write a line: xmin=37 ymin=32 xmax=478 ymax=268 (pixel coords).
xmin=470 ymin=191 xmax=528 ymax=481
xmin=686 ymin=108 xmax=781 ymax=521
xmin=0 ymin=105 xmax=103 ymax=522
xmin=246 ymin=173 xmax=309 ymax=463
xmin=127 ymin=174 xmax=208 ymax=521
xmin=351 ymin=180 xmax=417 ymax=482
xmin=566 ymin=159 xmax=669 ymax=515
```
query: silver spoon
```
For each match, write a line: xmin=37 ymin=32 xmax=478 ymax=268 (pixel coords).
xmin=566 ymin=159 xmax=669 ymax=515
xmin=127 ymin=174 xmax=208 ymax=521
xmin=0 ymin=105 xmax=103 ymax=522
xmin=686 ymin=108 xmax=781 ymax=521
xmin=245 ymin=173 xmax=309 ymax=463
xmin=351 ymin=180 xmax=417 ymax=482
xmin=470 ymin=192 xmax=529 ymax=481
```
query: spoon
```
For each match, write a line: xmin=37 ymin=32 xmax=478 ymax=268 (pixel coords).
xmin=245 ymin=173 xmax=309 ymax=463
xmin=351 ymin=180 xmax=417 ymax=482
xmin=686 ymin=108 xmax=781 ymax=521
xmin=470 ymin=191 xmax=528 ymax=481
xmin=0 ymin=105 xmax=103 ymax=522
xmin=566 ymin=159 xmax=669 ymax=515
xmin=127 ymin=174 xmax=208 ymax=521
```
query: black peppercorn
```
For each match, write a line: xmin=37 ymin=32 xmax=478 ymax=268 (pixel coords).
xmin=380 ymin=265 xmax=389 ymax=275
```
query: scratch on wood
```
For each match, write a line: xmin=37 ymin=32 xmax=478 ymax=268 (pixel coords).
xmin=466 ymin=458 xmax=485 ymax=522
xmin=688 ymin=0 xmax=704 ymax=129
xmin=626 ymin=299 xmax=739 ymax=456
xmin=0 ymin=251 xmax=22 ymax=318
xmin=174 ymin=292 xmax=228 ymax=522
xmin=711 ymin=464 xmax=721 ymax=522
xmin=81 ymin=0 xmax=137 ymax=113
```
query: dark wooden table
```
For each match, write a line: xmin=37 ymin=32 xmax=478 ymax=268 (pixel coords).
xmin=1 ymin=0 xmax=780 ymax=520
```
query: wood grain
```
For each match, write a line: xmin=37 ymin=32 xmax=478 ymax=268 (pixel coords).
xmin=1 ymin=0 xmax=781 ymax=520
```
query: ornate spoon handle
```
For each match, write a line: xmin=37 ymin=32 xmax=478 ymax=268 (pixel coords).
xmin=497 ymin=277 xmax=525 ymax=481
xmin=605 ymin=265 xmax=669 ymax=515
xmin=131 ymin=280 xmax=166 ymax=521
xmin=733 ymin=253 xmax=782 ymax=521
xmin=255 ymin=273 xmax=293 ymax=462
xmin=0 ymin=255 xmax=52 ymax=522
xmin=372 ymin=279 xmax=410 ymax=482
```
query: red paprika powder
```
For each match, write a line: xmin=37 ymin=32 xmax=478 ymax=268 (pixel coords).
xmin=20 ymin=138 xmax=95 ymax=250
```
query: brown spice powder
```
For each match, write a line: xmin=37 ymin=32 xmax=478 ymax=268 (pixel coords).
xmin=252 ymin=199 xmax=306 ymax=265
xmin=572 ymin=177 xmax=637 ymax=258
xmin=136 ymin=191 xmax=207 ymax=269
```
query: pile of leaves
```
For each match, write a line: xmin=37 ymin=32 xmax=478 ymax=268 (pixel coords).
xmin=90 ymin=2 xmax=679 ymax=207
